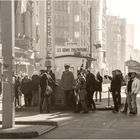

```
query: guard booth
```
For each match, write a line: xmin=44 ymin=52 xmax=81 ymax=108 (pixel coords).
xmin=54 ymin=55 xmax=95 ymax=109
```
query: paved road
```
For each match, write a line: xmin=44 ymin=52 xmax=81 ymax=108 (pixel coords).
xmin=38 ymin=98 xmax=140 ymax=139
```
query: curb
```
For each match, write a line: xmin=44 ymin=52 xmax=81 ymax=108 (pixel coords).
xmin=0 ymin=120 xmax=58 ymax=127
xmin=0 ymin=121 xmax=58 ymax=139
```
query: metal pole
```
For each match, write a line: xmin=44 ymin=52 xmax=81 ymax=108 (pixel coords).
xmin=1 ymin=0 xmax=15 ymax=128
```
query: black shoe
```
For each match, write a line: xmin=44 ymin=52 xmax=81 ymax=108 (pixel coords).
xmin=74 ymin=111 xmax=80 ymax=113
xmin=83 ymin=111 xmax=89 ymax=114
xmin=129 ymin=112 xmax=136 ymax=116
xmin=112 ymin=110 xmax=118 ymax=113
xmin=121 ymin=110 xmax=127 ymax=114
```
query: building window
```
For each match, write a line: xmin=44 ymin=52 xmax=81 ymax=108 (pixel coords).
xmin=75 ymin=32 xmax=80 ymax=38
xmin=74 ymin=15 xmax=80 ymax=22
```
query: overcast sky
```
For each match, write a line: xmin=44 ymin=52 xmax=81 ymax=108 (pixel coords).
xmin=108 ymin=0 xmax=140 ymax=49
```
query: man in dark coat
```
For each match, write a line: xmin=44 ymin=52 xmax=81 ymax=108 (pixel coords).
xmin=110 ymin=70 xmax=122 ymax=113
xmin=85 ymin=69 xmax=96 ymax=110
xmin=61 ymin=64 xmax=75 ymax=109
xmin=21 ymin=75 xmax=32 ymax=107
xmin=31 ymin=71 xmax=40 ymax=106
xmin=46 ymin=65 xmax=56 ymax=107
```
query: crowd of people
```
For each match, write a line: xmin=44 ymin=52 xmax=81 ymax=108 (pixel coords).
xmin=61 ymin=64 xmax=103 ymax=113
xmin=13 ymin=63 xmax=140 ymax=116
xmin=14 ymin=65 xmax=56 ymax=113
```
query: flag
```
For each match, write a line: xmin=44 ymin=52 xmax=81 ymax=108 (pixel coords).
xmin=16 ymin=0 xmax=28 ymax=14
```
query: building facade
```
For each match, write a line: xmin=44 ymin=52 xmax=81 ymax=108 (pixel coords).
xmin=91 ymin=0 xmax=107 ymax=75
xmin=106 ymin=16 xmax=126 ymax=75
xmin=45 ymin=0 xmax=91 ymax=79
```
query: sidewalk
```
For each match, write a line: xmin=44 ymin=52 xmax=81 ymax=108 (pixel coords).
xmin=0 ymin=106 xmax=59 ymax=139
xmin=38 ymin=97 xmax=140 ymax=139
xmin=0 ymin=86 xmax=130 ymax=139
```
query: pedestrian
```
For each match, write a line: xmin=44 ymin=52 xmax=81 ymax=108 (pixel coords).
xmin=46 ymin=65 xmax=56 ymax=108
xmin=74 ymin=70 xmax=89 ymax=113
xmin=95 ymin=72 xmax=103 ymax=102
xmin=61 ymin=64 xmax=75 ymax=110
xmin=31 ymin=71 xmax=40 ymax=106
xmin=116 ymin=70 xmax=124 ymax=107
xmin=121 ymin=72 xmax=133 ymax=114
xmin=130 ymin=72 xmax=140 ymax=115
xmin=39 ymin=70 xmax=52 ymax=113
xmin=110 ymin=70 xmax=121 ymax=113
xmin=85 ymin=69 xmax=96 ymax=111
xmin=21 ymin=75 xmax=32 ymax=107
xmin=15 ymin=76 xmax=21 ymax=108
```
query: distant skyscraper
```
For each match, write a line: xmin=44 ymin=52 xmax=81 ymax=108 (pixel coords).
xmin=106 ymin=16 xmax=126 ymax=74
xmin=91 ymin=0 xmax=107 ymax=75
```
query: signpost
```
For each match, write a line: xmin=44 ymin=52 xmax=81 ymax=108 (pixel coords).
xmin=1 ymin=1 xmax=15 ymax=128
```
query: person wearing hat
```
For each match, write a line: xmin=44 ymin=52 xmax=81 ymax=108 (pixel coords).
xmin=46 ymin=65 xmax=56 ymax=108
xmin=130 ymin=72 xmax=140 ymax=115
xmin=61 ymin=64 xmax=75 ymax=109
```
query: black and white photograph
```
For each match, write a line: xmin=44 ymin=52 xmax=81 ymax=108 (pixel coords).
xmin=0 ymin=0 xmax=140 ymax=139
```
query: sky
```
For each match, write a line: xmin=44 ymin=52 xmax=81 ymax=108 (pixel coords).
xmin=108 ymin=0 xmax=140 ymax=50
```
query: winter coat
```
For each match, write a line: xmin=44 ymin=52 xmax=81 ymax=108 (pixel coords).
xmin=86 ymin=73 xmax=96 ymax=91
xmin=110 ymin=75 xmax=122 ymax=92
xmin=61 ymin=71 xmax=75 ymax=91
xmin=21 ymin=78 xmax=32 ymax=95
xmin=32 ymin=74 xmax=40 ymax=91
xmin=96 ymin=75 xmax=103 ymax=92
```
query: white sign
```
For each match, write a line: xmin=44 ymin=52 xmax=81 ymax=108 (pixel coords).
xmin=55 ymin=46 xmax=88 ymax=56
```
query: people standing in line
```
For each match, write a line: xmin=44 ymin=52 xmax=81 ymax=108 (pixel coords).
xmin=121 ymin=72 xmax=133 ymax=114
xmin=15 ymin=76 xmax=21 ymax=108
xmin=95 ymin=72 xmax=103 ymax=102
xmin=61 ymin=64 xmax=75 ymax=110
xmin=74 ymin=70 xmax=89 ymax=113
xmin=21 ymin=75 xmax=32 ymax=107
xmin=31 ymin=71 xmax=40 ymax=106
xmin=130 ymin=72 xmax=140 ymax=115
xmin=46 ymin=65 xmax=56 ymax=108
xmin=85 ymin=69 xmax=96 ymax=111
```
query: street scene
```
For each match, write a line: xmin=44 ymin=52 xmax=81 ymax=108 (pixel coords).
xmin=0 ymin=0 xmax=140 ymax=139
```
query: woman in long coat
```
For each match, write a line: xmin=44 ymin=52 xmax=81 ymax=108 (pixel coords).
xmin=95 ymin=72 xmax=103 ymax=102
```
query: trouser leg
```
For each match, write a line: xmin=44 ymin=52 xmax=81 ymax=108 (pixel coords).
xmin=113 ymin=91 xmax=119 ymax=111
xmin=95 ymin=91 xmax=98 ymax=101
xmin=118 ymin=91 xmax=121 ymax=106
xmin=127 ymin=94 xmax=133 ymax=112
xmin=131 ymin=94 xmax=137 ymax=114
xmin=123 ymin=98 xmax=128 ymax=112
xmin=46 ymin=96 xmax=51 ymax=113
xmin=81 ymin=100 xmax=88 ymax=112
xmin=99 ymin=91 xmax=102 ymax=102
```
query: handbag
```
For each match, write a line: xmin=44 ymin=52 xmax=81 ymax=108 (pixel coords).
xmin=45 ymin=79 xmax=53 ymax=96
